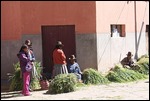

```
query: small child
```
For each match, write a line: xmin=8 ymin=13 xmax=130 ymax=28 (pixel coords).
xmin=17 ymin=45 xmax=32 ymax=96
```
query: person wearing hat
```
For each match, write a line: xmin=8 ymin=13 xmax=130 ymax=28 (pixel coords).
xmin=121 ymin=52 xmax=135 ymax=67
xmin=52 ymin=41 xmax=68 ymax=78
xmin=68 ymin=55 xmax=82 ymax=82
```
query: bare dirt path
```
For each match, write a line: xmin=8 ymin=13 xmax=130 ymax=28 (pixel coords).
xmin=1 ymin=79 xmax=149 ymax=100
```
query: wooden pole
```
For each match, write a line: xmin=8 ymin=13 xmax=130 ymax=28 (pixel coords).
xmin=134 ymin=1 xmax=138 ymax=60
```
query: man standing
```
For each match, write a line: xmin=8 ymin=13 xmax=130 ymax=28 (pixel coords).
xmin=52 ymin=41 xmax=68 ymax=78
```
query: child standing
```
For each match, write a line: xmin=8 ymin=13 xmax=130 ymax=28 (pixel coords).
xmin=17 ymin=45 xmax=32 ymax=96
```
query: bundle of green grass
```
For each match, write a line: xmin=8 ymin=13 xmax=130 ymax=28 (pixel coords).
xmin=135 ymin=54 xmax=149 ymax=75
xmin=106 ymin=64 xmax=147 ymax=83
xmin=9 ymin=62 xmax=42 ymax=91
xmin=82 ymin=68 xmax=110 ymax=85
xmin=48 ymin=73 xmax=78 ymax=94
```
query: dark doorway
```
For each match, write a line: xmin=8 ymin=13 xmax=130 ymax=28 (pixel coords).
xmin=41 ymin=25 xmax=76 ymax=73
xmin=146 ymin=25 xmax=149 ymax=54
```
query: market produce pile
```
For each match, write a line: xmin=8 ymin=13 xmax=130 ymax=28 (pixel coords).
xmin=48 ymin=73 xmax=78 ymax=94
xmin=135 ymin=55 xmax=149 ymax=75
xmin=9 ymin=62 xmax=42 ymax=91
xmin=82 ymin=68 xmax=110 ymax=85
xmin=106 ymin=64 xmax=147 ymax=83
xmin=9 ymin=54 xmax=149 ymax=94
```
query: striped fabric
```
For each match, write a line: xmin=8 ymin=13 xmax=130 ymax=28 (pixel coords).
xmin=52 ymin=64 xmax=68 ymax=78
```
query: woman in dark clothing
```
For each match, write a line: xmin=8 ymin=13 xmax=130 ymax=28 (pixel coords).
xmin=17 ymin=45 xmax=32 ymax=96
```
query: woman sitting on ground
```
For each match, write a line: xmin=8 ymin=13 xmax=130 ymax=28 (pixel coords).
xmin=68 ymin=55 xmax=82 ymax=82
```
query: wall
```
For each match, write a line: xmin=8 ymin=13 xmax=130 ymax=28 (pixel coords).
xmin=1 ymin=2 xmax=22 ymax=90
xmin=1 ymin=1 xmax=22 ymax=40
xmin=76 ymin=34 xmax=97 ymax=71
xmin=2 ymin=1 xmax=149 ymax=90
xmin=20 ymin=1 xmax=96 ymax=35
xmin=21 ymin=34 xmax=43 ymax=63
xmin=1 ymin=1 xmax=96 ymax=83
xmin=96 ymin=1 xmax=149 ymax=33
xmin=1 ymin=34 xmax=42 ymax=90
xmin=96 ymin=1 xmax=149 ymax=73
xmin=2 ymin=1 xmax=96 ymax=41
xmin=97 ymin=33 xmax=147 ymax=73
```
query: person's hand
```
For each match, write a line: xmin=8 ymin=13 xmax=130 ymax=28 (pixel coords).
xmin=131 ymin=64 xmax=136 ymax=67
xmin=31 ymin=60 xmax=34 ymax=62
xmin=124 ymin=65 xmax=130 ymax=69
xmin=30 ymin=62 xmax=33 ymax=65
xmin=80 ymin=72 xmax=83 ymax=74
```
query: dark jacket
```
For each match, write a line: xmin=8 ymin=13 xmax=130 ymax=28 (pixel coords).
xmin=121 ymin=57 xmax=134 ymax=67
xmin=17 ymin=51 xmax=31 ymax=73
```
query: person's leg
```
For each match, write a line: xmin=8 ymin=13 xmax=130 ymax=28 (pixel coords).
xmin=52 ymin=64 xmax=61 ymax=78
xmin=52 ymin=65 xmax=56 ymax=78
xmin=21 ymin=71 xmax=24 ymax=94
xmin=62 ymin=64 xmax=68 ymax=74
xmin=23 ymin=72 xmax=31 ymax=96
xmin=76 ymin=74 xmax=82 ymax=83
xmin=81 ymin=74 xmax=83 ymax=80
xmin=29 ymin=69 xmax=33 ymax=91
xmin=22 ymin=72 xmax=25 ymax=95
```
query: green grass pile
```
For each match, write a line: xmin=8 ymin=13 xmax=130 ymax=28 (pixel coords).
xmin=106 ymin=64 xmax=147 ymax=83
xmin=9 ymin=63 xmax=23 ymax=91
xmin=48 ymin=73 xmax=78 ymax=94
xmin=135 ymin=55 xmax=149 ymax=75
xmin=137 ymin=54 xmax=149 ymax=61
xmin=82 ymin=68 xmax=110 ymax=85
xmin=9 ymin=61 xmax=42 ymax=91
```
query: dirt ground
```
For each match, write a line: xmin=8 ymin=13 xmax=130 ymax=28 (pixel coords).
xmin=1 ymin=79 xmax=149 ymax=100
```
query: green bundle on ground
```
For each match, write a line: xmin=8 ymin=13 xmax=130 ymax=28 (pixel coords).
xmin=9 ymin=61 xmax=42 ymax=91
xmin=106 ymin=64 xmax=147 ymax=83
xmin=137 ymin=54 xmax=149 ymax=61
xmin=9 ymin=63 xmax=23 ymax=91
xmin=135 ymin=55 xmax=149 ymax=75
xmin=82 ymin=68 xmax=110 ymax=85
xmin=48 ymin=73 xmax=78 ymax=94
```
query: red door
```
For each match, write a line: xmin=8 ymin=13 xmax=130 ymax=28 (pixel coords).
xmin=41 ymin=25 xmax=76 ymax=73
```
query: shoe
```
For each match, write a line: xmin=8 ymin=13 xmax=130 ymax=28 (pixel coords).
xmin=29 ymin=88 xmax=33 ymax=92
xmin=78 ymin=80 xmax=83 ymax=83
xmin=24 ymin=94 xmax=32 ymax=96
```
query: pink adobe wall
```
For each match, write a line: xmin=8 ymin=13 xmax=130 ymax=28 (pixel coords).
xmin=1 ymin=1 xmax=22 ymax=40
xmin=1 ymin=1 xmax=96 ymax=40
xmin=20 ymin=1 xmax=96 ymax=35
xmin=96 ymin=1 xmax=149 ymax=33
xmin=2 ymin=1 xmax=148 ymax=40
